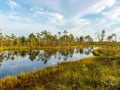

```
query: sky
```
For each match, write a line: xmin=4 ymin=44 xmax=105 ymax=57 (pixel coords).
xmin=0 ymin=0 xmax=120 ymax=39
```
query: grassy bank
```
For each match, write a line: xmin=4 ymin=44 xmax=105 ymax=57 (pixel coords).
xmin=0 ymin=46 xmax=120 ymax=90
xmin=0 ymin=45 xmax=98 ymax=51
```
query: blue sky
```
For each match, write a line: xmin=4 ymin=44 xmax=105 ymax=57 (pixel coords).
xmin=0 ymin=0 xmax=120 ymax=39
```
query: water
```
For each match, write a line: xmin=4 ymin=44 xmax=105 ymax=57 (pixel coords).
xmin=0 ymin=48 xmax=93 ymax=79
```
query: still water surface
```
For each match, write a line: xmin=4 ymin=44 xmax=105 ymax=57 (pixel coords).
xmin=0 ymin=48 xmax=93 ymax=78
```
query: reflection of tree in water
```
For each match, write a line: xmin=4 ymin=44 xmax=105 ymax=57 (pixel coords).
xmin=0 ymin=50 xmax=40 ymax=66
xmin=59 ymin=49 xmax=68 ymax=60
xmin=68 ymin=49 xmax=74 ymax=58
xmin=0 ymin=52 xmax=8 ymax=61
xmin=40 ymin=52 xmax=49 ymax=64
xmin=84 ymin=48 xmax=92 ymax=55
xmin=7 ymin=51 xmax=15 ymax=60
xmin=57 ymin=52 xmax=61 ymax=60
xmin=3 ymin=51 xmax=28 ymax=61
xmin=37 ymin=49 xmax=57 ymax=64
xmin=14 ymin=51 xmax=19 ymax=56
xmin=44 ymin=49 xmax=57 ymax=58
xmin=59 ymin=49 xmax=74 ymax=61
xmin=19 ymin=51 xmax=27 ymax=57
xmin=79 ymin=48 xmax=84 ymax=54
xmin=0 ymin=53 xmax=4 ymax=63
xmin=11 ymin=56 xmax=14 ymax=60
xmin=75 ymin=48 xmax=92 ymax=55
xmin=0 ymin=48 xmax=93 ymax=66
xmin=28 ymin=50 xmax=39 ymax=61
xmin=75 ymin=49 xmax=79 ymax=54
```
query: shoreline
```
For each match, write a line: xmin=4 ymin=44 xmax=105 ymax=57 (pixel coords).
xmin=0 ymin=45 xmax=97 ymax=51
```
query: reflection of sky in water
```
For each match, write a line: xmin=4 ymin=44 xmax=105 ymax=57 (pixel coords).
xmin=0 ymin=48 xmax=93 ymax=79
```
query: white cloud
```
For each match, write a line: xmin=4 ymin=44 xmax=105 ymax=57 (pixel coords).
xmin=26 ymin=0 xmax=61 ymax=12
xmin=0 ymin=12 xmax=60 ymax=36
xmin=0 ymin=12 xmax=33 ymax=23
xmin=105 ymin=0 xmax=116 ymax=7
xmin=111 ymin=28 xmax=120 ymax=34
xmin=73 ymin=19 xmax=91 ymax=26
xmin=8 ymin=0 xmax=20 ymax=9
xmin=50 ymin=12 xmax=63 ymax=21
xmin=102 ymin=6 xmax=120 ymax=20
xmin=30 ymin=7 xmax=45 ymax=17
xmin=68 ymin=0 xmax=117 ymax=38
xmin=75 ymin=0 xmax=116 ymax=19
xmin=92 ymin=0 xmax=116 ymax=12
xmin=64 ymin=18 xmax=93 ymax=37
xmin=30 ymin=7 xmax=65 ymax=25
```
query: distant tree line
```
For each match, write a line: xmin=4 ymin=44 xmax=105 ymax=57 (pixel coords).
xmin=0 ymin=30 xmax=118 ymax=47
